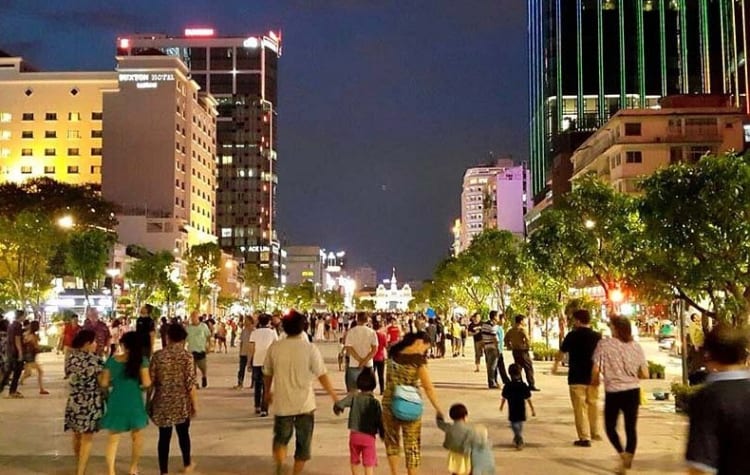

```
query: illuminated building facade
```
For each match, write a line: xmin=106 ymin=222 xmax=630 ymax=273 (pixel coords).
xmin=0 ymin=54 xmax=116 ymax=185
xmin=459 ymin=158 xmax=514 ymax=251
xmin=374 ymin=270 xmax=413 ymax=312
xmin=529 ymin=0 xmax=750 ymax=197
xmin=116 ymin=28 xmax=282 ymax=276
xmin=102 ymin=55 xmax=218 ymax=255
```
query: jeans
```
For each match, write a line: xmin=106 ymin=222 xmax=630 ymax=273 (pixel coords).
xmin=512 ymin=350 xmax=536 ymax=388
xmin=237 ymin=355 xmax=248 ymax=386
xmin=483 ymin=346 xmax=499 ymax=387
xmin=569 ymin=385 xmax=600 ymax=441
xmin=158 ymin=420 xmax=191 ymax=474
xmin=252 ymin=366 xmax=266 ymax=410
xmin=373 ymin=360 xmax=385 ymax=394
xmin=0 ymin=358 xmax=24 ymax=394
xmin=510 ymin=421 xmax=524 ymax=443
xmin=345 ymin=367 xmax=363 ymax=392
xmin=604 ymin=388 xmax=640 ymax=455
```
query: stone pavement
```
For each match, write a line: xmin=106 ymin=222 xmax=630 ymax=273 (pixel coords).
xmin=0 ymin=340 xmax=688 ymax=474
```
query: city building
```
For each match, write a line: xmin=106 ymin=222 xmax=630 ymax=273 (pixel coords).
xmin=285 ymin=245 xmax=324 ymax=287
xmin=102 ymin=55 xmax=218 ymax=256
xmin=116 ymin=28 xmax=282 ymax=276
xmin=570 ymin=95 xmax=747 ymax=193
xmin=459 ymin=157 xmax=514 ymax=251
xmin=495 ymin=163 xmax=532 ymax=237
xmin=0 ymin=53 xmax=116 ymax=184
xmin=373 ymin=269 xmax=413 ymax=312
xmin=529 ymin=1 xmax=750 ymax=199
xmin=451 ymin=218 xmax=461 ymax=257
xmin=353 ymin=265 xmax=378 ymax=289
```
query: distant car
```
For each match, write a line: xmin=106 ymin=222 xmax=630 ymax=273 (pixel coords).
xmin=657 ymin=321 xmax=675 ymax=342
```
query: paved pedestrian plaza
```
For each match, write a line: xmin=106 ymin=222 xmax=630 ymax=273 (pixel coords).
xmin=0 ymin=341 xmax=687 ymax=474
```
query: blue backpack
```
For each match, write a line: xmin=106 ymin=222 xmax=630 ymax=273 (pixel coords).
xmin=392 ymin=385 xmax=423 ymax=421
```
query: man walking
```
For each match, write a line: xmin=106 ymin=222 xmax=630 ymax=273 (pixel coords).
xmin=480 ymin=312 xmax=504 ymax=388
xmin=82 ymin=308 xmax=111 ymax=358
xmin=685 ymin=325 xmax=750 ymax=475
xmin=468 ymin=313 xmax=484 ymax=372
xmin=248 ymin=313 xmax=278 ymax=416
xmin=553 ymin=309 xmax=602 ymax=446
xmin=493 ymin=312 xmax=511 ymax=385
xmin=186 ymin=311 xmax=211 ymax=389
xmin=263 ymin=311 xmax=338 ymax=475
xmin=505 ymin=315 xmax=539 ymax=391
xmin=344 ymin=312 xmax=378 ymax=392
xmin=0 ymin=310 xmax=26 ymax=398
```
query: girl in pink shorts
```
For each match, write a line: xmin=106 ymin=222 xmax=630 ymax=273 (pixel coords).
xmin=334 ymin=368 xmax=384 ymax=474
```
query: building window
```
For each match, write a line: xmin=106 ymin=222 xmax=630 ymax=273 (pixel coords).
xmin=91 ymin=147 xmax=102 ymax=156
xmin=91 ymin=112 xmax=103 ymax=120
xmin=625 ymin=151 xmax=642 ymax=163
xmin=44 ymin=148 xmax=56 ymax=156
xmin=67 ymin=130 xmax=80 ymax=139
xmin=91 ymin=130 xmax=103 ymax=138
xmin=45 ymin=112 xmax=57 ymax=121
xmin=90 ymin=165 xmax=101 ymax=174
xmin=22 ymin=113 xmax=33 ymax=121
xmin=21 ymin=131 xmax=33 ymax=139
xmin=68 ymin=112 xmax=81 ymax=121
xmin=0 ymin=130 xmax=9 ymax=140
xmin=624 ymin=123 xmax=642 ymax=136
xmin=68 ymin=148 xmax=80 ymax=156
xmin=20 ymin=166 xmax=32 ymax=174
xmin=67 ymin=166 xmax=79 ymax=174
xmin=0 ymin=112 xmax=11 ymax=122
xmin=45 ymin=130 xmax=56 ymax=138
xmin=21 ymin=148 xmax=32 ymax=156
xmin=44 ymin=166 xmax=55 ymax=174
xmin=669 ymin=146 xmax=682 ymax=164
xmin=687 ymin=146 xmax=712 ymax=162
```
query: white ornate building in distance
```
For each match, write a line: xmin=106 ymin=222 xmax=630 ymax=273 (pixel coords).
xmin=374 ymin=269 xmax=413 ymax=312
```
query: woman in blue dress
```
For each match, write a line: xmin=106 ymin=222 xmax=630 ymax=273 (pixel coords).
xmin=100 ymin=331 xmax=151 ymax=475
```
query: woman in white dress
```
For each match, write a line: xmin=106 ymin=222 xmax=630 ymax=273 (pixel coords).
xmin=314 ymin=316 xmax=326 ymax=341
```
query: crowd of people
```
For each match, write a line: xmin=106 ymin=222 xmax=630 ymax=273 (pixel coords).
xmin=0 ymin=305 xmax=748 ymax=475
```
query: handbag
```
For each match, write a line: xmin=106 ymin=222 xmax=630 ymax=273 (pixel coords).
xmin=392 ymin=385 xmax=423 ymax=421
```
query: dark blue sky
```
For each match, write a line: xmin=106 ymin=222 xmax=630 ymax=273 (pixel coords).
xmin=2 ymin=0 xmax=528 ymax=281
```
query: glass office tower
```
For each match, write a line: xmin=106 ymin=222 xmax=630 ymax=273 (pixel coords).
xmin=528 ymin=0 xmax=750 ymax=196
xmin=117 ymin=29 xmax=282 ymax=276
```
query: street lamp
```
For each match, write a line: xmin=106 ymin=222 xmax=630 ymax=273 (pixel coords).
xmin=57 ymin=215 xmax=75 ymax=229
xmin=584 ymin=219 xmax=596 ymax=229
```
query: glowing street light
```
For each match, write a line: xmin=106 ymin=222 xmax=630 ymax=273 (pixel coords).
xmin=584 ymin=219 xmax=596 ymax=229
xmin=610 ymin=288 xmax=624 ymax=304
xmin=57 ymin=215 xmax=75 ymax=229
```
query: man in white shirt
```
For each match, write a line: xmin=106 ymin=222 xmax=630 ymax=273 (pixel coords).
xmin=248 ymin=313 xmax=278 ymax=416
xmin=263 ymin=310 xmax=338 ymax=475
xmin=344 ymin=313 xmax=379 ymax=392
xmin=186 ymin=310 xmax=212 ymax=388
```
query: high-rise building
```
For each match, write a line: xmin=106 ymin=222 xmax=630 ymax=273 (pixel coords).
xmin=0 ymin=53 xmax=116 ymax=185
xmin=459 ymin=158 xmax=514 ymax=251
xmin=528 ymin=0 xmax=750 ymax=197
xmin=102 ymin=55 xmax=218 ymax=255
xmin=116 ymin=28 xmax=282 ymax=275
xmin=495 ymin=163 xmax=532 ymax=238
xmin=285 ymin=246 xmax=325 ymax=287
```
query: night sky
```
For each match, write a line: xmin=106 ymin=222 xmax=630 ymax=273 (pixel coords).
xmin=2 ymin=0 xmax=528 ymax=282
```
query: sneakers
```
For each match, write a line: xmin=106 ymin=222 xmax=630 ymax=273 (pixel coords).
xmin=260 ymin=410 xmax=269 ymax=417
xmin=573 ymin=440 xmax=591 ymax=447
xmin=514 ymin=437 xmax=525 ymax=450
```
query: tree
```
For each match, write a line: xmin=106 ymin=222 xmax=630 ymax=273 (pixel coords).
xmin=322 ymin=290 xmax=345 ymax=313
xmin=286 ymin=281 xmax=317 ymax=312
xmin=639 ymin=153 xmax=750 ymax=325
xmin=433 ymin=256 xmax=492 ymax=314
xmin=527 ymin=175 xmax=641 ymax=301
xmin=243 ymin=263 xmax=277 ymax=309
xmin=125 ymin=250 xmax=176 ymax=310
xmin=184 ymin=242 xmax=221 ymax=312
xmin=512 ymin=263 xmax=567 ymax=346
xmin=0 ymin=211 xmax=60 ymax=311
xmin=65 ymin=228 xmax=115 ymax=306
xmin=355 ymin=298 xmax=376 ymax=312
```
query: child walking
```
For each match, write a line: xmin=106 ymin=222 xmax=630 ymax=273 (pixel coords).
xmin=436 ymin=403 xmax=474 ymax=475
xmin=500 ymin=363 xmax=536 ymax=449
xmin=470 ymin=425 xmax=496 ymax=475
xmin=334 ymin=368 xmax=384 ymax=475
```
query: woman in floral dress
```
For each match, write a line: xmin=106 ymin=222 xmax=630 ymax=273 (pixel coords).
xmin=64 ymin=329 xmax=103 ymax=475
xmin=148 ymin=323 xmax=197 ymax=474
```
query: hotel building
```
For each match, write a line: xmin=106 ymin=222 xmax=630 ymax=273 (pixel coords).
xmin=102 ymin=55 xmax=218 ymax=255
xmin=0 ymin=53 xmax=116 ymax=185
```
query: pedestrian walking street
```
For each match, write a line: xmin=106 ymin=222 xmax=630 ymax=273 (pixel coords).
xmin=0 ymin=340 xmax=687 ymax=474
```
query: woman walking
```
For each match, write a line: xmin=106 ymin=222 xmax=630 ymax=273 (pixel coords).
xmin=100 ymin=331 xmax=151 ymax=475
xmin=20 ymin=321 xmax=49 ymax=394
xmin=373 ymin=320 xmax=387 ymax=395
xmin=382 ymin=331 xmax=443 ymax=475
xmin=592 ymin=316 xmax=648 ymax=474
xmin=64 ymin=329 xmax=104 ymax=475
xmin=148 ymin=324 xmax=197 ymax=475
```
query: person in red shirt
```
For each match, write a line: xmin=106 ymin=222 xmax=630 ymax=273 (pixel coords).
xmin=386 ymin=317 xmax=401 ymax=349
xmin=59 ymin=316 xmax=80 ymax=379
xmin=372 ymin=320 xmax=388 ymax=395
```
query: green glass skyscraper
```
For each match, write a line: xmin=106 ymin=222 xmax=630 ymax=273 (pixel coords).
xmin=528 ymin=0 xmax=750 ymax=197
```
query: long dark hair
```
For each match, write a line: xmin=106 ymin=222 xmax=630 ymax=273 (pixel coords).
xmin=119 ymin=331 xmax=145 ymax=380
xmin=72 ymin=329 xmax=96 ymax=349
xmin=388 ymin=331 xmax=430 ymax=358
xmin=610 ymin=316 xmax=633 ymax=343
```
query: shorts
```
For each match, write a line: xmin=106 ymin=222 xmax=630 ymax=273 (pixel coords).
xmin=273 ymin=412 xmax=315 ymax=461
xmin=349 ymin=431 xmax=377 ymax=467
